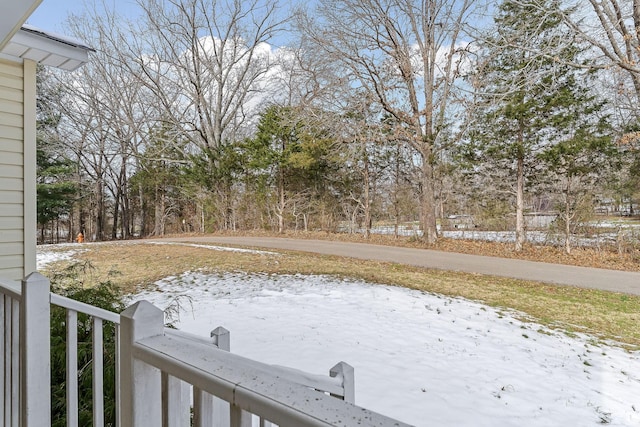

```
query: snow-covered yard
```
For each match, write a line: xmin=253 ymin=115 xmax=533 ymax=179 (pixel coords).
xmin=38 ymin=244 xmax=640 ymax=426
xmin=138 ymin=272 xmax=639 ymax=427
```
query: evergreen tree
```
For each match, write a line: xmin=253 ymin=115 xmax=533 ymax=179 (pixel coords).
xmin=467 ymin=0 xmax=609 ymax=251
xmin=37 ymin=151 xmax=77 ymax=242
xmin=36 ymin=67 xmax=77 ymax=243
xmin=244 ymin=105 xmax=302 ymax=233
xmin=243 ymin=106 xmax=343 ymax=232
xmin=537 ymin=72 xmax=615 ymax=253
xmin=615 ymin=124 xmax=640 ymax=216
xmin=130 ymin=125 xmax=189 ymax=236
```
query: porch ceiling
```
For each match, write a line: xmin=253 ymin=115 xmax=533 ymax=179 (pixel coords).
xmin=0 ymin=0 xmax=43 ymax=50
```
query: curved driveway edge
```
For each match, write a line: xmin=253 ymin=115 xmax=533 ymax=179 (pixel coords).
xmin=162 ymin=236 xmax=640 ymax=296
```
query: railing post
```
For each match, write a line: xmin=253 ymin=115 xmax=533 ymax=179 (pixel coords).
xmin=211 ymin=326 xmax=230 ymax=351
xmin=330 ymin=362 xmax=355 ymax=403
xmin=20 ymin=272 xmax=51 ymax=426
xmin=120 ymin=301 xmax=164 ymax=427
xmin=211 ymin=327 xmax=231 ymax=426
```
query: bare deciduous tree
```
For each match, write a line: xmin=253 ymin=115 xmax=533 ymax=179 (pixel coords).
xmin=53 ymin=6 xmax=163 ymax=240
xmin=561 ymin=0 xmax=640 ymax=102
xmin=298 ymin=0 xmax=478 ymax=243
xmin=109 ymin=0 xmax=288 ymax=229
xmin=132 ymin=0 xmax=284 ymax=148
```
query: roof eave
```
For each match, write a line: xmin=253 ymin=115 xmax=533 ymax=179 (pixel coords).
xmin=0 ymin=27 xmax=93 ymax=71
xmin=0 ymin=1 xmax=43 ymax=50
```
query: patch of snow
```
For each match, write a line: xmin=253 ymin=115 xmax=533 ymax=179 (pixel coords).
xmin=362 ymin=225 xmax=637 ymax=248
xmin=592 ymin=221 xmax=640 ymax=229
xmin=36 ymin=244 xmax=84 ymax=270
xmin=137 ymin=272 xmax=640 ymax=427
xmin=36 ymin=241 xmax=275 ymax=272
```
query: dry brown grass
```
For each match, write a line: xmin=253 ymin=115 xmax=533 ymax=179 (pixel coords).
xmin=42 ymin=240 xmax=640 ymax=349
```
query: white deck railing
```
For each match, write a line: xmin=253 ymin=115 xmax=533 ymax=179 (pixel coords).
xmin=1 ymin=273 xmax=118 ymax=427
xmin=0 ymin=273 xmax=411 ymax=427
xmin=1 ymin=273 xmax=51 ymax=427
xmin=49 ymin=285 xmax=121 ymax=427
xmin=0 ymin=278 xmax=23 ymax=426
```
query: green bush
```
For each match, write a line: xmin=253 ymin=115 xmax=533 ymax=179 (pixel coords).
xmin=50 ymin=262 xmax=126 ymax=427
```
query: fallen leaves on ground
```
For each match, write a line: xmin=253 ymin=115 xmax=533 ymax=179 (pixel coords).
xmin=178 ymin=229 xmax=640 ymax=272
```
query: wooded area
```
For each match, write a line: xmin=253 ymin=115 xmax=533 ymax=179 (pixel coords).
xmin=36 ymin=0 xmax=640 ymax=253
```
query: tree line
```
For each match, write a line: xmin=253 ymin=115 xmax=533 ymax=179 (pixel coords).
xmin=36 ymin=0 xmax=640 ymax=253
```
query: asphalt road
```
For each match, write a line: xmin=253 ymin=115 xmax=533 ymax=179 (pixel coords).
xmin=163 ymin=236 xmax=640 ymax=295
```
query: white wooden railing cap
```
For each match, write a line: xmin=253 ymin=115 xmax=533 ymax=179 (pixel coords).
xmin=22 ymin=271 xmax=50 ymax=286
xmin=121 ymin=300 xmax=164 ymax=340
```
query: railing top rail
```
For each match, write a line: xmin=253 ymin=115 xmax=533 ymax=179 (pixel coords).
xmin=0 ymin=278 xmax=121 ymax=324
xmin=50 ymin=293 xmax=120 ymax=324
xmin=256 ymin=361 xmax=345 ymax=396
xmin=134 ymin=333 xmax=411 ymax=427
xmin=164 ymin=328 xmax=345 ymax=396
xmin=164 ymin=327 xmax=211 ymax=344
xmin=0 ymin=277 xmax=22 ymax=300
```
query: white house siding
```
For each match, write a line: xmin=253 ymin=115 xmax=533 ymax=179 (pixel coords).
xmin=0 ymin=58 xmax=35 ymax=281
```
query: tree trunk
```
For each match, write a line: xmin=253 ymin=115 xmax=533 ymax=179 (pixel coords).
xmin=394 ymin=142 xmax=400 ymax=239
xmin=564 ymin=190 xmax=571 ymax=255
xmin=120 ymin=160 xmax=130 ymax=239
xmin=278 ymin=166 xmax=285 ymax=234
xmin=421 ymin=152 xmax=438 ymax=244
xmin=199 ymin=201 xmax=205 ymax=233
xmin=138 ymin=183 xmax=147 ymax=237
xmin=122 ymin=191 xmax=131 ymax=239
xmin=79 ymin=201 xmax=86 ymax=242
xmin=154 ymin=184 xmax=165 ymax=236
xmin=95 ymin=178 xmax=105 ymax=242
xmin=221 ymin=181 xmax=235 ymax=231
xmin=515 ymin=155 xmax=525 ymax=252
xmin=112 ymin=190 xmax=120 ymax=240
xmin=363 ymin=153 xmax=371 ymax=239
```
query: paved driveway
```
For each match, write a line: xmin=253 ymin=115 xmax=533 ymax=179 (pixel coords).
xmin=163 ymin=236 xmax=640 ymax=295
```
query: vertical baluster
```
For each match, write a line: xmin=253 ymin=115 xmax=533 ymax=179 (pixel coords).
xmin=162 ymin=372 xmax=190 ymax=427
xmin=67 ymin=310 xmax=78 ymax=427
xmin=93 ymin=318 xmax=104 ymax=427
xmin=3 ymin=296 xmax=10 ymax=427
xmin=11 ymin=297 xmax=19 ymax=427
xmin=193 ymin=389 xmax=214 ymax=427
xmin=230 ymin=404 xmax=252 ymax=427
xmin=0 ymin=294 xmax=5 ymax=424
xmin=114 ymin=324 xmax=121 ymax=427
